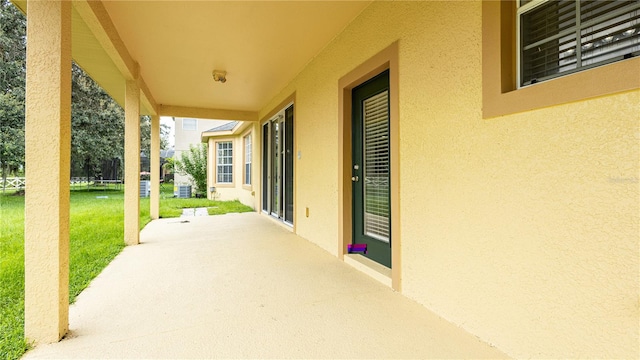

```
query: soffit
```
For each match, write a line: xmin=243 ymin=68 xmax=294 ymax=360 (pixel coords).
xmin=101 ymin=1 xmax=371 ymax=113
xmin=12 ymin=1 xmax=370 ymax=117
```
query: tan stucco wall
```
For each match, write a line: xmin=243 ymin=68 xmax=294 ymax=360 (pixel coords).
xmin=258 ymin=1 xmax=639 ymax=358
xmin=206 ymin=126 xmax=257 ymax=209
xmin=174 ymin=118 xmax=229 ymax=185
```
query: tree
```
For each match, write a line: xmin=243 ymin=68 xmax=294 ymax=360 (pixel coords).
xmin=71 ymin=63 xmax=125 ymax=178
xmin=0 ymin=0 xmax=25 ymax=186
xmin=1 ymin=0 xmax=171 ymax=185
xmin=0 ymin=92 xmax=24 ymax=190
xmin=162 ymin=157 xmax=174 ymax=174
xmin=0 ymin=0 xmax=25 ymax=95
xmin=140 ymin=115 xmax=170 ymax=160
xmin=174 ymin=144 xmax=207 ymax=194
xmin=71 ymin=66 xmax=170 ymax=178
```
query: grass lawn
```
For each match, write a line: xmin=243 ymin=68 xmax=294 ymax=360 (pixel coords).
xmin=0 ymin=186 xmax=252 ymax=359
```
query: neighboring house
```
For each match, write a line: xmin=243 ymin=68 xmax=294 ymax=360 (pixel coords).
xmin=174 ymin=117 xmax=232 ymax=186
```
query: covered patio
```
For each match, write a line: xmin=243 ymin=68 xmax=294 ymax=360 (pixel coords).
xmin=13 ymin=0 xmax=639 ymax=357
xmin=23 ymin=213 xmax=506 ymax=359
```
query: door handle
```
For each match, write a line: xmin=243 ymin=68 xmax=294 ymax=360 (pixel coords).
xmin=351 ymin=176 xmax=359 ymax=182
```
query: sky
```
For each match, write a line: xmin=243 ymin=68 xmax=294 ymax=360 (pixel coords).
xmin=160 ymin=116 xmax=175 ymax=149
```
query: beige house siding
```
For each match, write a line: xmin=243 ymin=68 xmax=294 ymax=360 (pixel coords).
xmin=174 ymin=117 xmax=230 ymax=186
xmin=257 ymin=1 xmax=639 ymax=358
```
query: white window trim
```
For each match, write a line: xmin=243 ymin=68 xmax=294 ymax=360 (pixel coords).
xmin=216 ymin=141 xmax=233 ymax=184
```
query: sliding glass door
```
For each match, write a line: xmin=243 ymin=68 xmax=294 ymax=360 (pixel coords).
xmin=262 ymin=104 xmax=294 ymax=225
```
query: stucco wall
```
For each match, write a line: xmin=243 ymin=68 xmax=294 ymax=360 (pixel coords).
xmin=206 ymin=125 xmax=257 ymax=209
xmin=258 ymin=1 xmax=639 ymax=358
xmin=174 ymin=117 xmax=229 ymax=186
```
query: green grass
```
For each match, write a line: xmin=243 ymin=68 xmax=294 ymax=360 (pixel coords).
xmin=0 ymin=187 xmax=253 ymax=359
xmin=139 ymin=185 xmax=254 ymax=219
xmin=0 ymin=193 xmax=27 ymax=360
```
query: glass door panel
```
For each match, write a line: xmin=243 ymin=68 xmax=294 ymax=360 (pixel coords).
xmin=270 ymin=119 xmax=280 ymax=216
xmin=284 ymin=105 xmax=294 ymax=224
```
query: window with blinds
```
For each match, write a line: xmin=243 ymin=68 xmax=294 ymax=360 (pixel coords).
xmin=363 ymin=90 xmax=390 ymax=243
xmin=518 ymin=0 xmax=640 ymax=87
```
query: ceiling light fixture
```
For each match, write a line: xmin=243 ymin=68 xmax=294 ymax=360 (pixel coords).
xmin=212 ymin=70 xmax=227 ymax=83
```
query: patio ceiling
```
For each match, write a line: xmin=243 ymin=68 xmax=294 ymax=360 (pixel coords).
xmin=14 ymin=0 xmax=371 ymax=117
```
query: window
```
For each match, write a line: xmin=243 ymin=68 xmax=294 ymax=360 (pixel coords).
xmin=182 ymin=118 xmax=197 ymax=131
xmin=244 ymin=134 xmax=252 ymax=185
xmin=216 ymin=141 xmax=233 ymax=184
xmin=518 ymin=0 xmax=640 ymax=87
xmin=482 ymin=1 xmax=640 ymax=118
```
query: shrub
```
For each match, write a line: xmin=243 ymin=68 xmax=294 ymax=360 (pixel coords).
xmin=174 ymin=144 xmax=207 ymax=194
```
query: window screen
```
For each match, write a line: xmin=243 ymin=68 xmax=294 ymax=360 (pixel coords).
xmin=519 ymin=0 xmax=640 ymax=87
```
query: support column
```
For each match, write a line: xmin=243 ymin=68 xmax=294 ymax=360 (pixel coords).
xmin=24 ymin=0 xmax=72 ymax=344
xmin=124 ymin=80 xmax=140 ymax=245
xmin=150 ymin=115 xmax=160 ymax=219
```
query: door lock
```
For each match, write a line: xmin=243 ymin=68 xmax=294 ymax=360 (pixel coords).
xmin=351 ymin=176 xmax=359 ymax=182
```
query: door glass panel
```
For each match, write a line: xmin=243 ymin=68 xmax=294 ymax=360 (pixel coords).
xmin=284 ymin=105 xmax=294 ymax=224
xmin=363 ymin=90 xmax=390 ymax=242
xmin=262 ymin=123 xmax=269 ymax=212
xmin=271 ymin=120 xmax=280 ymax=215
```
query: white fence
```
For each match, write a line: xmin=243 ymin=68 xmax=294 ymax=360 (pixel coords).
xmin=1 ymin=177 xmax=122 ymax=191
xmin=1 ymin=177 xmax=25 ymax=191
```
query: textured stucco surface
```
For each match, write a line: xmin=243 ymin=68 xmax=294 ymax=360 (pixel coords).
xmin=174 ymin=118 xmax=229 ymax=186
xmin=124 ymin=80 xmax=140 ymax=246
xmin=23 ymin=0 xmax=72 ymax=344
xmin=206 ymin=130 xmax=256 ymax=209
xmin=259 ymin=1 xmax=640 ymax=358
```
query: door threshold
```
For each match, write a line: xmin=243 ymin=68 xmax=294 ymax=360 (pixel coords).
xmin=261 ymin=212 xmax=293 ymax=232
xmin=344 ymin=254 xmax=392 ymax=288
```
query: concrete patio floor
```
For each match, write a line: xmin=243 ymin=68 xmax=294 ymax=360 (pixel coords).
xmin=23 ymin=212 xmax=508 ymax=359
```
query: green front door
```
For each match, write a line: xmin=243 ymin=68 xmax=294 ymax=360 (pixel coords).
xmin=352 ymin=70 xmax=391 ymax=268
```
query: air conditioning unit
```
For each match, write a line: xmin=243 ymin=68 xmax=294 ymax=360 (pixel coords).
xmin=139 ymin=180 xmax=150 ymax=198
xmin=174 ymin=185 xmax=191 ymax=198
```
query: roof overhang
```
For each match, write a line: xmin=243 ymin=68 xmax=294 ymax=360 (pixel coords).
xmin=201 ymin=120 xmax=253 ymax=142
xmin=13 ymin=0 xmax=371 ymax=119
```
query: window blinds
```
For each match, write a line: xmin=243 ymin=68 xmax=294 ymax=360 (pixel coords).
xmin=363 ymin=90 xmax=390 ymax=242
xmin=520 ymin=0 xmax=640 ymax=86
